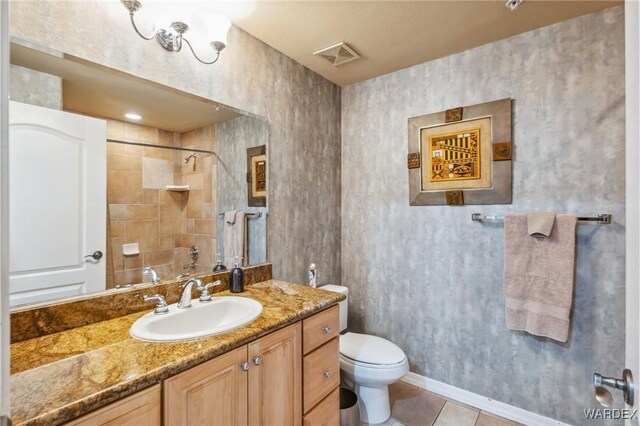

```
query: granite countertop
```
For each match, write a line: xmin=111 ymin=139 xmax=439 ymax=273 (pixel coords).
xmin=10 ymin=280 xmax=345 ymax=426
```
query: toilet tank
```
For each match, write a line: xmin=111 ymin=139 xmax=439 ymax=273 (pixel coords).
xmin=319 ymin=284 xmax=348 ymax=332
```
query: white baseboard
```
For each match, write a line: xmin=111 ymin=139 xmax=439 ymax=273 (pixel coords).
xmin=401 ymin=372 xmax=571 ymax=426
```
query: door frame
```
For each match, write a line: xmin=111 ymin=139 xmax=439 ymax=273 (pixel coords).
xmin=0 ymin=0 xmax=10 ymax=423
xmin=626 ymin=0 xmax=640 ymax=421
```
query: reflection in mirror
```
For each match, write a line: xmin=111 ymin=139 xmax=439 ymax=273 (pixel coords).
xmin=8 ymin=40 xmax=268 ymax=308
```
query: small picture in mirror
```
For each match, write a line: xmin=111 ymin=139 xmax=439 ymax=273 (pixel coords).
xmin=247 ymin=145 xmax=267 ymax=207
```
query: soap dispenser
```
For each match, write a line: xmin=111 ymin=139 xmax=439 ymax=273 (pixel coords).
xmin=212 ymin=253 xmax=227 ymax=272
xmin=308 ymin=263 xmax=317 ymax=288
xmin=230 ymin=257 xmax=244 ymax=293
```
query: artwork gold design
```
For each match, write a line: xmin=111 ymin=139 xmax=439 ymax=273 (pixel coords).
xmin=408 ymin=98 xmax=513 ymax=206
xmin=420 ymin=117 xmax=491 ymax=192
xmin=247 ymin=145 xmax=266 ymax=207
xmin=255 ymin=159 xmax=266 ymax=192
xmin=251 ymin=154 xmax=267 ymax=197
xmin=429 ymin=128 xmax=480 ymax=183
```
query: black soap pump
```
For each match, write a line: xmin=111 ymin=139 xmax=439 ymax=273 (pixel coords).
xmin=212 ymin=253 xmax=227 ymax=272
xmin=229 ymin=257 xmax=244 ymax=293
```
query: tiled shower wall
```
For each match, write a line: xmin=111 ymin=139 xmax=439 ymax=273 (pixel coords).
xmin=177 ymin=125 xmax=217 ymax=276
xmin=106 ymin=120 xmax=217 ymax=287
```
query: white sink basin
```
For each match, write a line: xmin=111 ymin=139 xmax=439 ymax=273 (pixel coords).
xmin=130 ymin=296 xmax=263 ymax=342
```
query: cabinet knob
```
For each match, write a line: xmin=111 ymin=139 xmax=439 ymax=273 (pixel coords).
xmin=253 ymin=356 xmax=263 ymax=365
xmin=323 ymin=370 xmax=332 ymax=378
xmin=322 ymin=326 xmax=332 ymax=334
xmin=241 ymin=362 xmax=250 ymax=371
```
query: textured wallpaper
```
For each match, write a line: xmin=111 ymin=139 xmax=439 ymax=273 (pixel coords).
xmin=9 ymin=0 xmax=341 ymax=285
xmin=9 ymin=65 xmax=61 ymax=110
xmin=216 ymin=115 xmax=269 ymax=266
xmin=341 ymin=7 xmax=625 ymax=425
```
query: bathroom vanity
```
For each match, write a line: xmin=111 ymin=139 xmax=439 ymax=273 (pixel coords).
xmin=9 ymin=268 xmax=344 ymax=426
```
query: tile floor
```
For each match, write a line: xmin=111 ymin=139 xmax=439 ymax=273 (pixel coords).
xmin=364 ymin=381 xmax=522 ymax=426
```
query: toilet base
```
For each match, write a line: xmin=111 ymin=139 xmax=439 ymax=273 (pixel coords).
xmin=355 ymin=384 xmax=391 ymax=424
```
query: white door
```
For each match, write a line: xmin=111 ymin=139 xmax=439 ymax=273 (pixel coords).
xmin=8 ymin=101 xmax=106 ymax=306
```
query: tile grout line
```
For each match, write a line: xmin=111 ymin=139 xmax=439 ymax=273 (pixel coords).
xmin=471 ymin=408 xmax=480 ymax=426
xmin=432 ymin=400 xmax=447 ymax=426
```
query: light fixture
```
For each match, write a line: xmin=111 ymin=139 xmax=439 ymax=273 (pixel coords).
xmin=125 ymin=113 xmax=142 ymax=120
xmin=505 ymin=0 xmax=523 ymax=11
xmin=121 ymin=0 xmax=231 ymax=65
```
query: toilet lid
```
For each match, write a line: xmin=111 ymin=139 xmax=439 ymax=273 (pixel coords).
xmin=339 ymin=332 xmax=406 ymax=365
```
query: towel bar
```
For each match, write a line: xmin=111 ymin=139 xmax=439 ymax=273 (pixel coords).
xmin=471 ymin=213 xmax=612 ymax=225
xmin=218 ymin=212 xmax=262 ymax=218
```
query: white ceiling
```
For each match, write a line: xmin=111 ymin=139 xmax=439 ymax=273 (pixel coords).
xmin=231 ymin=0 xmax=621 ymax=87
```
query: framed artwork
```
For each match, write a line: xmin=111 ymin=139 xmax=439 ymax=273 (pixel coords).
xmin=407 ymin=98 xmax=512 ymax=205
xmin=247 ymin=145 xmax=266 ymax=207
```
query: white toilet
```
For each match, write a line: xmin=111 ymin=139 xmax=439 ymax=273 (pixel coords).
xmin=320 ymin=285 xmax=409 ymax=424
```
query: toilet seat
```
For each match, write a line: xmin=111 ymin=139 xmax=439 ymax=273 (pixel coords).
xmin=339 ymin=332 xmax=407 ymax=367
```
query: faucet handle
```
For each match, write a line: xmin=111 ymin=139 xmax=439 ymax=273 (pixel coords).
xmin=143 ymin=294 xmax=169 ymax=314
xmin=198 ymin=280 xmax=222 ymax=302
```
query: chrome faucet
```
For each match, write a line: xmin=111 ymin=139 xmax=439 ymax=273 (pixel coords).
xmin=178 ymin=279 xmax=199 ymax=309
xmin=143 ymin=266 xmax=160 ymax=284
xmin=179 ymin=279 xmax=223 ymax=308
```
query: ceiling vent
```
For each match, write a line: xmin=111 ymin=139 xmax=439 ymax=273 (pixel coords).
xmin=313 ymin=42 xmax=360 ymax=67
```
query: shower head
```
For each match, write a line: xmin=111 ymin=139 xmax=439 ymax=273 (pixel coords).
xmin=184 ymin=153 xmax=197 ymax=164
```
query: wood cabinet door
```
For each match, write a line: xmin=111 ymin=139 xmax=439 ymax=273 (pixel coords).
xmin=164 ymin=345 xmax=248 ymax=426
xmin=248 ymin=322 xmax=302 ymax=426
xmin=65 ymin=384 xmax=160 ymax=426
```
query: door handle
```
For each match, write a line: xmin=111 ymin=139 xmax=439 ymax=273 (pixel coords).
xmin=84 ymin=251 xmax=103 ymax=261
xmin=593 ymin=369 xmax=634 ymax=407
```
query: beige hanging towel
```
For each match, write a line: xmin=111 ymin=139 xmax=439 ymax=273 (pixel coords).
xmin=503 ymin=212 xmax=577 ymax=343
xmin=527 ymin=211 xmax=556 ymax=238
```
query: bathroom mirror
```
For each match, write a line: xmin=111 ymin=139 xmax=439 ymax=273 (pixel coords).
xmin=8 ymin=40 xmax=269 ymax=308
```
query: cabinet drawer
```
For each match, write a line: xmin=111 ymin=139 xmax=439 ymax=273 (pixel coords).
xmin=303 ymin=305 xmax=339 ymax=355
xmin=303 ymin=386 xmax=339 ymax=426
xmin=303 ymin=337 xmax=339 ymax=413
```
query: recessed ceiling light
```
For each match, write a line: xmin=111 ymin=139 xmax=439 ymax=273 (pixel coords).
xmin=125 ymin=113 xmax=142 ymax=120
